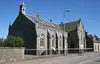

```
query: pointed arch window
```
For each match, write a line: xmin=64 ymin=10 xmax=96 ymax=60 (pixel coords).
xmin=40 ymin=33 xmax=45 ymax=46
xmin=59 ymin=36 xmax=62 ymax=47
xmin=52 ymin=35 xmax=55 ymax=47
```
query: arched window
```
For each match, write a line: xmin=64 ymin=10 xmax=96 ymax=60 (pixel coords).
xmin=52 ymin=35 xmax=55 ymax=47
xmin=40 ymin=33 xmax=45 ymax=46
xmin=59 ymin=40 xmax=62 ymax=47
xmin=59 ymin=36 xmax=62 ymax=47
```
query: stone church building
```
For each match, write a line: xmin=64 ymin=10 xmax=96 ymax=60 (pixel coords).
xmin=8 ymin=3 xmax=68 ymax=55
xmin=8 ymin=3 xmax=86 ymax=55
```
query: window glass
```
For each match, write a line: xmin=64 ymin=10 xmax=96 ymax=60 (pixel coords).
xmin=59 ymin=40 xmax=62 ymax=47
xmin=95 ymin=45 xmax=96 ymax=50
xmin=52 ymin=39 xmax=54 ymax=47
xmin=98 ymin=45 xmax=99 ymax=51
xmin=40 ymin=33 xmax=45 ymax=46
xmin=40 ymin=38 xmax=44 ymax=46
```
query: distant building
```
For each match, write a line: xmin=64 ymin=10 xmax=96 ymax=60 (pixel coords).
xmin=92 ymin=35 xmax=100 ymax=52
xmin=59 ymin=19 xmax=86 ymax=53
xmin=86 ymin=34 xmax=100 ymax=52
xmin=85 ymin=32 xmax=93 ymax=51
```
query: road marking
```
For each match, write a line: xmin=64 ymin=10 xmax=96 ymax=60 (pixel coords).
xmin=94 ymin=56 xmax=100 ymax=60
xmin=79 ymin=60 xmax=92 ymax=64
xmin=79 ymin=54 xmax=100 ymax=64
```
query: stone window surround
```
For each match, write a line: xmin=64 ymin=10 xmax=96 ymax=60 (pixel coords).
xmin=52 ymin=39 xmax=54 ymax=47
xmin=40 ymin=33 xmax=45 ymax=47
xmin=52 ymin=35 xmax=55 ymax=47
xmin=95 ymin=45 xmax=96 ymax=50
xmin=59 ymin=36 xmax=62 ymax=47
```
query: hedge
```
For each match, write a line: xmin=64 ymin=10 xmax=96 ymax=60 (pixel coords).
xmin=0 ymin=35 xmax=24 ymax=47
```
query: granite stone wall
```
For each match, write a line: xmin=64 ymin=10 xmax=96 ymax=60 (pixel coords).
xmin=0 ymin=47 xmax=24 ymax=63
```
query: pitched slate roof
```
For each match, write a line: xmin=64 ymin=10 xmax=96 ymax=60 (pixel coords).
xmin=93 ymin=35 xmax=99 ymax=42
xmin=59 ymin=20 xmax=80 ymax=32
xmin=24 ymin=14 xmax=81 ymax=32
xmin=88 ymin=34 xmax=93 ymax=40
xmin=88 ymin=34 xmax=100 ymax=43
xmin=25 ymin=14 xmax=63 ymax=31
xmin=87 ymin=34 xmax=93 ymax=41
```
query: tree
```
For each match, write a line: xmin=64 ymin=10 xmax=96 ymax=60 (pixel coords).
xmin=4 ymin=35 xmax=24 ymax=47
xmin=0 ymin=38 xmax=4 ymax=47
xmin=15 ymin=37 xmax=24 ymax=47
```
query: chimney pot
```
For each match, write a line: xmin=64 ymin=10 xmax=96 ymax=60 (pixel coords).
xmin=50 ymin=19 xmax=52 ymax=23
xmin=61 ymin=22 xmax=63 ymax=24
xmin=36 ymin=12 xmax=39 ymax=19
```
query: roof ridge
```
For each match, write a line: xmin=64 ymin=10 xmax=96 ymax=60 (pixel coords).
xmin=26 ymin=14 xmax=37 ymax=18
xmin=25 ymin=14 xmax=63 ymax=30
xmin=64 ymin=20 xmax=80 ymax=24
xmin=26 ymin=14 xmax=56 ymax=24
xmin=88 ymin=35 xmax=93 ymax=41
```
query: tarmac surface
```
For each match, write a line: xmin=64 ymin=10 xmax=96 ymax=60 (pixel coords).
xmin=3 ymin=52 xmax=100 ymax=64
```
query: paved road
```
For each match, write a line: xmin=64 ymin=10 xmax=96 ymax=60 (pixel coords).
xmin=4 ymin=52 xmax=100 ymax=64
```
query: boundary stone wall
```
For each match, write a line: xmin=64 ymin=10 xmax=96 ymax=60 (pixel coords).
xmin=0 ymin=47 xmax=24 ymax=63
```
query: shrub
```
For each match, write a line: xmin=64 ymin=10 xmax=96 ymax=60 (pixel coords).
xmin=0 ymin=38 xmax=4 ymax=47
xmin=15 ymin=37 xmax=24 ymax=47
xmin=4 ymin=35 xmax=24 ymax=48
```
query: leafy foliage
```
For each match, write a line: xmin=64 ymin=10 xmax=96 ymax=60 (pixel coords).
xmin=3 ymin=35 xmax=24 ymax=47
xmin=0 ymin=38 xmax=4 ymax=47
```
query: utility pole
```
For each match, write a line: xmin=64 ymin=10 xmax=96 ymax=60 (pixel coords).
xmin=63 ymin=9 xmax=70 ymax=56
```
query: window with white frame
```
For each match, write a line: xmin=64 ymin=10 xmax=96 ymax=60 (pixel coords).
xmin=59 ymin=40 xmax=62 ymax=47
xmin=59 ymin=36 xmax=62 ymax=47
xmin=40 ymin=33 xmax=45 ymax=46
xmin=95 ymin=45 xmax=96 ymax=50
xmin=52 ymin=39 xmax=54 ymax=47
xmin=66 ymin=40 xmax=67 ymax=46
xmin=52 ymin=35 xmax=55 ymax=47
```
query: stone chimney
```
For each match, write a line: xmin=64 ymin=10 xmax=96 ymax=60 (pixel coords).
xmin=19 ymin=2 xmax=26 ymax=14
xmin=61 ymin=22 xmax=63 ymax=24
xmin=36 ymin=12 xmax=40 ymax=20
xmin=50 ymin=19 xmax=52 ymax=23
